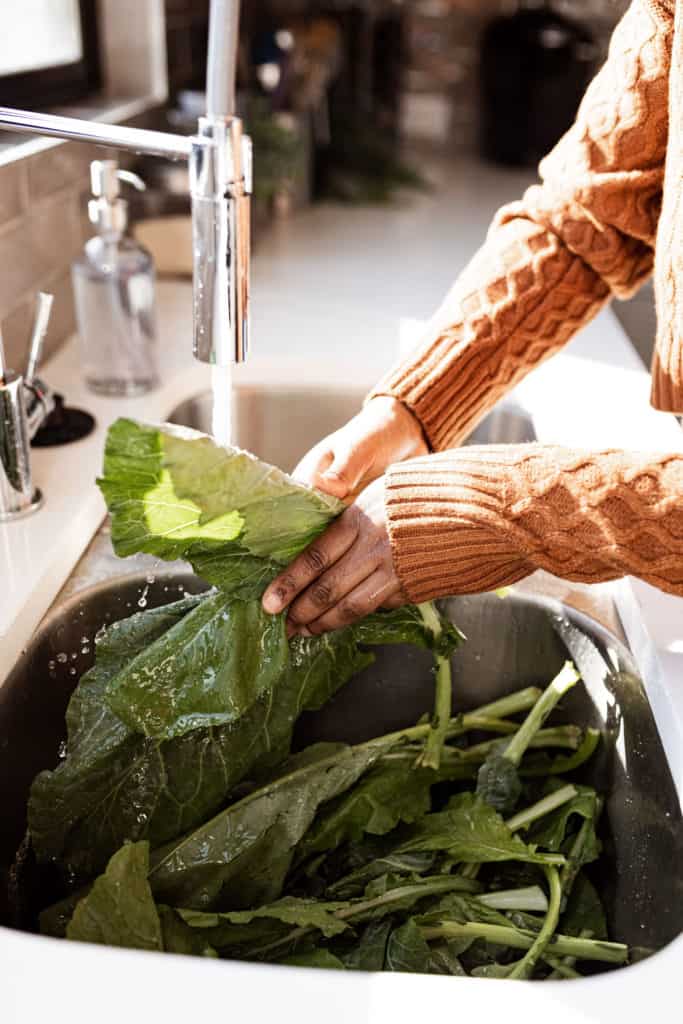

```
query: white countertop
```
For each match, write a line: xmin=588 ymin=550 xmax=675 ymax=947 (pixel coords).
xmin=2 ymin=155 xmax=682 ymax=1022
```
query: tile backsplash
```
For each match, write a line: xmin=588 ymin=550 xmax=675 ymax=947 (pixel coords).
xmin=0 ymin=109 xmax=155 ymax=374
xmin=0 ymin=143 xmax=100 ymax=374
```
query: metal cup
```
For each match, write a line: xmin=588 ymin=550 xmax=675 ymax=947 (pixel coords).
xmin=0 ymin=371 xmax=42 ymax=521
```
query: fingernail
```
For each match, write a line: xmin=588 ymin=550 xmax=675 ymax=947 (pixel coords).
xmin=263 ymin=591 xmax=283 ymax=615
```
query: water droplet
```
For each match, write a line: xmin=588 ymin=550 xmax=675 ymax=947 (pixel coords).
xmin=136 ymin=812 xmax=148 ymax=825
xmin=146 ymin=574 xmax=156 ymax=585
xmin=71 ymin=652 xmax=78 ymax=660
xmin=58 ymin=740 xmax=67 ymax=759
xmin=138 ymin=584 xmax=150 ymax=609
xmin=56 ymin=653 xmax=68 ymax=664
xmin=81 ymin=636 xmax=89 ymax=645
xmin=48 ymin=660 xmax=56 ymax=671
xmin=69 ymin=667 xmax=77 ymax=676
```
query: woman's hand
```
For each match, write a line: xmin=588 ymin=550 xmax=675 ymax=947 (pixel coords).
xmin=292 ymin=395 xmax=428 ymax=500
xmin=262 ymin=477 xmax=407 ymax=634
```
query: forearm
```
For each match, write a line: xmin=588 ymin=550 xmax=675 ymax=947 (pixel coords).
xmin=369 ymin=0 xmax=670 ymax=452
xmin=385 ymin=445 xmax=683 ymax=601
xmin=370 ymin=219 xmax=611 ymax=451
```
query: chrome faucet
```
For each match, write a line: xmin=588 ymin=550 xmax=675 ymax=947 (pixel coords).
xmin=0 ymin=0 xmax=250 ymax=366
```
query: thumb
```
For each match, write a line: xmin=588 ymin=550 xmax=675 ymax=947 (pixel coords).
xmin=315 ymin=441 xmax=370 ymax=499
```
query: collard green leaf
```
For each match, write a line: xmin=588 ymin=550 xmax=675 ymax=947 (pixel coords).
xmin=344 ymin=920 xmax=393 ymax=971
xmin=66 ymin=842 xmax=162 ymax=951
xmin=294 ymin=760 xmax=434 ymax=867
xmin=352 ymin=605 xmax=464 ymax=657
xmin=529 ymin=786 xmax=598 ymax=853
xmin=560 ymin=873 xmax=607 ymax=941
xmin=385 ymin=919 xmax=431 ymax=973
xmin=181 ymin=896 xmax=350 ymax=940
xmin=105 ymin=591 xmax=288 ymax=740
xmin=283 ymin=949 xmax=346 ymax=970
xmin=396 ymin=793 xmax=564 ymax=866
xmin=476 ymin=754 xmax=522 ymax=816
xmin=29 ymin=594 xmax=209 ymax=873
xmin=98 ymin=418 xmax=344 ymax=596
xmin=148 ymin=739 xmax=395 ymax=910
xmin=157 ymin=906 xmax=218 ymax=957
xmin=28 ymin=604 xmax=384 ymax=878
xmin=328 ymin=850 xmax=437 ymax=899
xmin=427 ymin=943 xmax=467 ymax=976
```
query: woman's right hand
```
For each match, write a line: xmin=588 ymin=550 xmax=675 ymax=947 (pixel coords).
xmin=293 ymin=395 xmax=428 ymax=500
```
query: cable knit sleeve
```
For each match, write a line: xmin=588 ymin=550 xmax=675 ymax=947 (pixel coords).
xmin=368 ymin=0 xmax=672 ymax=451
xmin=385 ymin=445 xmax=683 ymax=601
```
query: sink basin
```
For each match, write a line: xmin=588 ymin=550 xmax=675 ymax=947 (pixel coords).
xmin=167 ymin=388 xmax=535 ymax=472
xmin=1 ymin=570 xmax=682 ymax=966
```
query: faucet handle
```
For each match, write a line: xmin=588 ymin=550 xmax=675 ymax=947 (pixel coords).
xmin=25 ymin=292 xmax=54 ymax=385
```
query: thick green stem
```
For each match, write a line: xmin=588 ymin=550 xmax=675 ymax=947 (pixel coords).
xmin=504 ymin=663 xmax=580 ymax=767
xmin=521 ymin=728 xmax=601 ymax=778
xmin=337 ymin=874 xmax=479 ymax=922
xmin=547 ymin=929 xmax=592 ymax=980
xmin=457 ymin=688 xmax=542 ymax=725
xmin=477 ymin=885 xmax=548 ymax=913
xmin=545 ymin=959 xmax=582 ymax=980
xmin=508 ymin=866 xmax=562 ymax=980
xmin=420 ymin=922 xmax=628 ymax=964
xmin=416 ymin=602 xmax=452 ymax=771
xmin=253 ymin=875 xmax=479 ymax=960
xmin=505 ymin=784 xmax=578 ymax=833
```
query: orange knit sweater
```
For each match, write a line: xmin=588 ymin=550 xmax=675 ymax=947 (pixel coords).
xmin=369 ymin=0 xmax=683 ymax=602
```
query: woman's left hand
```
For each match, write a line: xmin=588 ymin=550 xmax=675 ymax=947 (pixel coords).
xmin=262 ymin=477 xmax=407 ymax=635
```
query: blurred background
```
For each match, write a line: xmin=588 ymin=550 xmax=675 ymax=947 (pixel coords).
xmin=0 ymin=0 xmax=652 ymax=372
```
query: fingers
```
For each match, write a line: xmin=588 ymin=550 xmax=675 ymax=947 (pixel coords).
xmin=262 ymin=509 xmax=360 ymax=616
xmin=286 ymin=543 xmax=379 ymax=629
xmin=292 ymin=441 xmax=338 ymax=491
xmin=316 ymin=439 xmax=369 ymax=499
xmin=292 ymin=431 xmax=375 ymax=501
xmin=303 ymin=571 xmax=404 ymax=634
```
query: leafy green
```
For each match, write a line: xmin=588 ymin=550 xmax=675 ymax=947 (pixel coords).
xmin=98 ymin=418 xmax=344 ymax=597
xmin=66 ymin=842 xmax=162 ymax=951
xmin=157 ymin=906 xmax=218 ymax=957
xmin=427 ymin=943 xmax=467 ymax=976
xmin=560 ymin=873 xmax=607 ymax=940
xmin=181 ymin=896 xmax=350 ymax=940
xmin=327 ymin=850 xmax=437 ymax=899
xmin=385 ymin=919 xmax=432 ymax=973
xmin=294 ymin=760 xmax=434 ymax=867
xmin=344 ymin=920 xmax=393 ymax=970
xmin=528 ymin=786 xmax=598 ymax=852
xmin=30 ymin=596 xmax=445 ymax=879
xmin=283 ymin=949 xmax=346 ymax=970
xmin=476 ymin=663 xmax=579 ymax=815
xmin=396 ymin=793 xmax=565 ymax=867
xmin=476 ymin=755 xmax=522 ymax=816
xmin=105 ymin=591 xmax=288 ymax=740
xmin=413 ymin=602 xmax=454 ymax=770
xmin=148 ymin=739 xmax=397 ymax=910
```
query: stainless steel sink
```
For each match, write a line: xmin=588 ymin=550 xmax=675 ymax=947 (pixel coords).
xmin=1 ymin=570 xmax=682 ymax=967
xmin=167 ymin=388 xmax=536 ymax=472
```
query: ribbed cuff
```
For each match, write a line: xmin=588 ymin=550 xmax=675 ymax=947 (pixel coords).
xmin=384 ymin=448 xmax=533 ymax=603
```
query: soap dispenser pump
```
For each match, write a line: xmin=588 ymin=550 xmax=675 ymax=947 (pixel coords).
xmin=72 ymin=159 xmax=159 ymax=396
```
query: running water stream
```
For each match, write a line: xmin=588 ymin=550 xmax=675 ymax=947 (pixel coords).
xmin=210 ymin=363 xmax=234 ymax=446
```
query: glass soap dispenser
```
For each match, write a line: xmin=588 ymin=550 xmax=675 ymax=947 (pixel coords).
xmin=72 ymin=160 xmax=159 ymax=396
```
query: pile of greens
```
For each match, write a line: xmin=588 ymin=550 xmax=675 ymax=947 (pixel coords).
xmin=26 ymin=418 xmax=628 ymax=980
